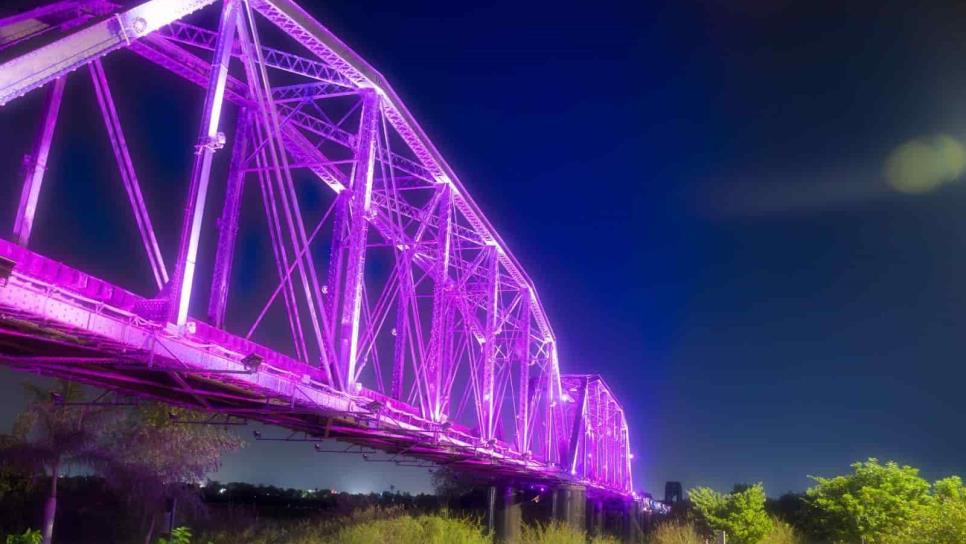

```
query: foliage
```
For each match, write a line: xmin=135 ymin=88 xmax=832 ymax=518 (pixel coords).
xmin=4 ymin=529 xmax=41 ymax=544
xmin=806 ymin=458 xmax=931 ymax=544
xmin=765 ymin=493 xmax=813 ymax=536
xmin=335 ymin=514 xmax=488 ymax=544
xmin=760 ymin=518 xmax=803 ymax=544
xmin=4 ymin=381 xmax=114 ymax=475
xmin=690 ymin=483 xmax=772 ymax=544
xmin=647 ymin=521 xmax=704 ymax=544
xmin=108 ymin=404 xmax=243 ymax=489
xmin=105 ymin=404 xmax=243 ymax=542
xmin=197 ymin=508 xmax=486 ymax=544
xmin=520 ymin=521 xmax=586 ymax=544
xmin=155 ymin=526 xmax=192 ymax=544
xmin=2 ymin=381 xmax=116 ymax=544
xmin=902 ymin=476 xmax=966 ymax=544
xmin=3 ymin=385 xmax=242 ymax=544
xmin=0 ymin=436 xmax=35 ymax=501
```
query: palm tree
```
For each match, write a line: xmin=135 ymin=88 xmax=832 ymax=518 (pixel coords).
xmin=3 ymin=381 xmax=113 ymax=544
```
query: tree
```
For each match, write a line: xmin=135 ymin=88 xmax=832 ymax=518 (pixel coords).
xmin=105 ymin=404 xmax=242 ymax=544
xmin=689 ymin=483 xmax=772 ymax=544
xmin=806 ymin=458 xmax=931 ymax=544
xmin=1 ymin=382 xmax=114 ymax=544
xmin=907 ymin=476 xmax=966 ymax=544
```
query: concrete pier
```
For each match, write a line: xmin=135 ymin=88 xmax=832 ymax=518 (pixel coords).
xmin=551 ymin=484 xmax=586 ymax=529
xmin=489 ymin=485 xmax=522 ymax=543
xmin=621 ymin=500 xmax=645 ymax=544
xmin=588 ymin=497 xmax=605 ymax=537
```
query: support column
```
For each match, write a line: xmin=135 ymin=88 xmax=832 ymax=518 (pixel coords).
xmin=622 ymin=500 xmax=644 ymax=544
xmin=13 ymin=76 xmax=65 ymax=246
xmin=332 ymin=89 xmax=379 ymax=392
xmin=516 ymin=294 xmax=531 ymax=453
xmin=489 ymin=485 xmax=522 ymax=544
xmin=168 ymin=0 xmax=238 ymax=327
xmin=481 ymin=245 xmax=500 ymax=440
xmin=390 ymin=251 xmax=412 ymax=400
xmin=552 ymin=484 xmax=586 ymax=530
xmin=424 ymin=185 xmax=452 ymax=420
xmin=208 ymin=109 xmax=252 ymax=327
xmin=588 ymin=497 xmax=604 ymax=537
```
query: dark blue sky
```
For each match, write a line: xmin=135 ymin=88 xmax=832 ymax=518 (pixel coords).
xmin=2 ymin=0 xmax=966 ymax=496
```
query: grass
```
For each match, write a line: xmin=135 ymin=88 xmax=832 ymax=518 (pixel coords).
xmin=198 ymin=508 xmax=488 ymax=544
xmin=645 ymin=518 xmax=806 ymax=544
xmin=761 ymin=519 xmax=804 ymax=544
xmin=196 ymin=508 xmax=644 ymax=544
xmin=646 ymin=521 xmax=704 ymax=544
xmin=336 ymin=514 xmax=488 ymax=544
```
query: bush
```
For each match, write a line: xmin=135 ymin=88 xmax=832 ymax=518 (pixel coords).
xmin=690 ymin=484 xmax=772 ymax=544
xmin=4 ymin=529 xmax=41 ymax=544
xmin=648 ymin=521 xmax=703 ymax=544
xmin=761 ymin=518 xmax=803 ymax=544
xmin=335 ymin=514 xmax=487 ymax=544
xmin=156 ymin=526 xmax=192 ymax=544
xmin=521 ymin=521 xmax=586 ymax=544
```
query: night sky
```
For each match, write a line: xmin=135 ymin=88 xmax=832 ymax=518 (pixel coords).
xmin=2 ymin=0 xmax=966 ymax=497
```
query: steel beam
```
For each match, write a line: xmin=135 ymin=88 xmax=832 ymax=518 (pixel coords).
xmin=481 ymin=245 xmax=500 ymax=441
xmin=12 ymin=76 xmax=65 ymax=246
xmin=89 ymin=59 xmax=168 ymax=289
xmin=0 ymin=0 xmax=114 ymax=52
xmin=332 ymin=89 xmax=379 ymax=392
xmin=391 ymin=251 xmax=412 ymax=400
xmin=425 ymin=185 xmax=453 ymax=420
xmin=208 ymin=108 xmax=252 ymax=327
xmin=0 ymin=0 xmax=217 ymax=106
xmin=517 ymin=295 xmax=531 ymax=453
xmin=169 ymin=0 xmax=238 ymax=326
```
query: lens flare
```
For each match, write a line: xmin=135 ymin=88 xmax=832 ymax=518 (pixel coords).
xmin=885 ymin=135 xmax=966 ymax=194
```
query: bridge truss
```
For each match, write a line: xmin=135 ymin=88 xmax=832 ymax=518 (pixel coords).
xmin=0 ymin=0 xmax=634 ymax=497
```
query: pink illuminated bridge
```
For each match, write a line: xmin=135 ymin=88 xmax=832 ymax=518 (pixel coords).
xmin=0 ymin=0 xmax=635 ymax=499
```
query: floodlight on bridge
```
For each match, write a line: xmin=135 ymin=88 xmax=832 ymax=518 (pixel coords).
xmin=0 ymin=256 xmax=14 ymax=284
xmin=240 ymin=353 xmax=263 ymax=373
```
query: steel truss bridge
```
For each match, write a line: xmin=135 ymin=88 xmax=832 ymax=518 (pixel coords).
xmin=0 ymin=0 xmax=636 ymax=500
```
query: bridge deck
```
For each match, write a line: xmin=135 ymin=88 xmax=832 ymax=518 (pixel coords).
xmin=0 ymin=238 xmax=573 ymax=487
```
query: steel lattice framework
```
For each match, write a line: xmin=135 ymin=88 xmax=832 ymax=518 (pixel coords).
xmin=0 ymin=0 xmax=634 ymax=496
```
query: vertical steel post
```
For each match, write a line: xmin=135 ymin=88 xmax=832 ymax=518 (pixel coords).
xmin=481 ymin=245 xmax=500 ymax=441
xmin=333 ymin=89 xmax=379 ymax=392
xmin=425 ymin=184 xmax=452 ymax=420
xmin=89 ymin=59 xmax=168 ymax=290
xmin=169 ymin=0 xmax=237 ymax=326
xmin=208 ymin=109 xmax=252 ymax=327
xmin=517 ymin=293 xmax=531 ymax=453
xmin=13 ymin=76 xmax=65 ymax=246
xmin=549 ymin=341 xmax=566 ymax=464
xmin=391 ymin=251 xmax=412 ymax=400
xmin=567 ymin=377 xmax=588 ymax=475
